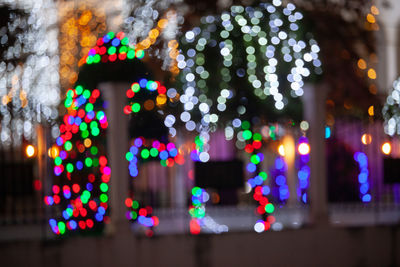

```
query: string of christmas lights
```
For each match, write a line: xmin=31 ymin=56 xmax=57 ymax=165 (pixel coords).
xmin=46 ymin=31 xmax=149 ymax=235
xmin=383 ymin=77 xmax=400 ymax=136
xmin=45 ymin=84 xmax=110 ymax=235
xmin=123 ymin=0 xmax=185 ymax=75
xmin=175 ymin=1 xmax=321 ymax=164
xmin=296 ymin=136 xmax=310 ymax=203
xmin=0 ymin=0 xmax=60 ymax=146
xmin=59 ymin=3 xmax=107 ymax=88
xmin=354 ymin=151 xmax=371 ymax=203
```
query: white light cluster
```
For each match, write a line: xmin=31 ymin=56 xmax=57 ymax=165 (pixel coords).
xmin=177 ymin=2 xmax=321 ymax=160
xmin=203 ymin=215 xmax=229 ymax=234
xmin=0 ymin=0 xmax=60 ymax=146
xmin=123 ymin=0 xmax=186 ymax=70
xmin=383 ymin=77 xmax=400 ymax=136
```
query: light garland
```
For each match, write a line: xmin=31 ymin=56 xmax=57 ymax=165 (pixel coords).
xmin=296 ymin=136 xmax=310 ymax=203
xmin=45 ymin=84 xmax=110 ymax=235
xmin=175 ymin=1 xmax=320 ymax=163
xmin=46 ymin=31 xmax=146 ymax=235
xmin=59 ymin=3 xmax=107 ymax=87
xmin=124 ymin=76 xmax=185 ymax=231
xmin=47 ymin=29 xmax=187 ymax=235
xmin=123 ymin=0 xmax=186 ymax=75
xmin=271 ymin=156 xmax=289 ymax=202
xmin=0 ymin=1 xmax=60 ymax=146
xmin=189 ymin=123 xmax=278 ymax=234
xmin=383 ymin=77 xmax=400 ymax=136
xmin=354 ymin=151 xmax=371 ymax=203
xmin=243 ymin=126 xmax=276 ymax=233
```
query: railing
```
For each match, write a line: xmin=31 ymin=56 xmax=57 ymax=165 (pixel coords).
xmin=1 ymin=199 xmax=400 ymax=240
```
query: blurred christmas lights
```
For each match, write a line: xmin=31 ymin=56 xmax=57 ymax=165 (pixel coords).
xmin=25 ymin=145 xmax=36 ymax=158
xmin=46 ymin=84 xmax=110 ymax=235
xmin=381 ymin=142 xmax=391 ymax=155
xmin=0 ymin=1 xmax=60 ymax=146
xmin=354 ymin=152 xmax=371 ymax=202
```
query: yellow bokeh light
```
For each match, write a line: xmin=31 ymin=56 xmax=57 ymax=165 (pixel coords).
xmin=361 ymin=134 xmax=372 ymax=145
xmin=357 ymin=59 xmax=367 ymax=70
xmin=298 ymin=143 xmax=310 ymax=155
xmin=156 ymin=94 xmax=167 ymax=105
xmin=21 ymin=98 xmax=28 ymax=108
xmin=157 ymin=19 xmax=168 ymax=29
xmin=371 ymin=5 xmax=379 ymax=15
xmin=278 ymin=144 xmax=285 ymax=156
xmin=19 ymin=90 xmax=27 ymax=101
xmin=382 ymin=142 xmax=391 ymax=155
xmin=48 ymin=145 xmax=60 ymax=158
xmin=2 ymin=95 xmax=10 ymax=105
xmin=169 ymin=49 xmax=179 ymax=59
xmin=367 ymin=68 xmax=377 ymax=79
xmin=26 ymin=145 xmax=36 ymax=158
xmin=149 ymin=29 xmax=160 ymax=39
xmin=168 ymin=40 xmax=178 ymax=49
xmin=366 ymin=14 xmax=376 ymax=24
xmin=368 ymin=105 xmax=374 ymax=116
xmin=84 ymin=138 xmax=92 ymax=148
xmin=79 ymin=11 xmax=92 ymax=26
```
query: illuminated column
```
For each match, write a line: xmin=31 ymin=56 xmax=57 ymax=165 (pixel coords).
xmin=174 ymin=134 xmax=186 ymax=209
xmin=303 ymin=84 xmax=328 ymax=225
xmin=282 ymin=134 xmax=296 ymax=205
xmin=376 ymin=0 xmax=400 ymax=92
xmin=99 ymin=82 xmax=130 ymax=232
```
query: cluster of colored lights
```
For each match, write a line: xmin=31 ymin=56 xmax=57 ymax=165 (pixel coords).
xmin=226 ymin=120 xmax=279 ymax=150
xmin=190 ymin=135 xmax=210 ymax=162
xmin=123 ymin=77 xmax=183 ymax=230
xmin=46 ymin=85 xmax=110 ymax=235
xmin=124 ymin=77 xmax=180 ymax=137
xmin=126 ymin=137 xmax=184 ymax=178
xmin=125 ymin=138 xmax=183 ymax=229
xmin=240 ymin=124 xmax=275 ymax=233
xmin=253 ymin=186 xmax=276 ymax=233
xmin=47 ymin=27 xmax=177 ymax=235
xmin=80 ymin=31 xmax=145 ymax=67
xmin=188 ymin=138 xmax=210 ymax=234
xmin=191 ymin=120 xmax=280 ymax=233
xmin=354 ymin=152 xmax=371 ymax=203
xmin=296 ymin=137 xmax=310 ymax=203
xmin=124 ymin=79 xmax=168 ymax=115
xmin=124 ymin=197 xmax=159 ymax=236
xmin=189 ymin=187 xmax=209 ymax=235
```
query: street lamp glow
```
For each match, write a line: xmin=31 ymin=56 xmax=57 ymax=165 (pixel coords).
xmin=278 ymin=144 xmax=285 ymax=156
xmin=382 ymin=142 xmax=391 ymax=155
xmin=26 ymin=145 xmax=36 ymax=158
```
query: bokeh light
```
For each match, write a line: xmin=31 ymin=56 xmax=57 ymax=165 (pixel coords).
xmin=25 ymin=145 xmax=36 ymax=158
xmin=0 ymin=2 xmax=60 ymax=146
xmin=382 ymin=142 xmax=391 ymax=155
xmin=361 ymin=134 xmax=372 ymax=145
xmin=298 ymin=142 xmax=310 ymax=155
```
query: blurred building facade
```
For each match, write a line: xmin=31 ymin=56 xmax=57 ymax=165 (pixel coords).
xmin=1 ymin=0 xmax=400 ymax=266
